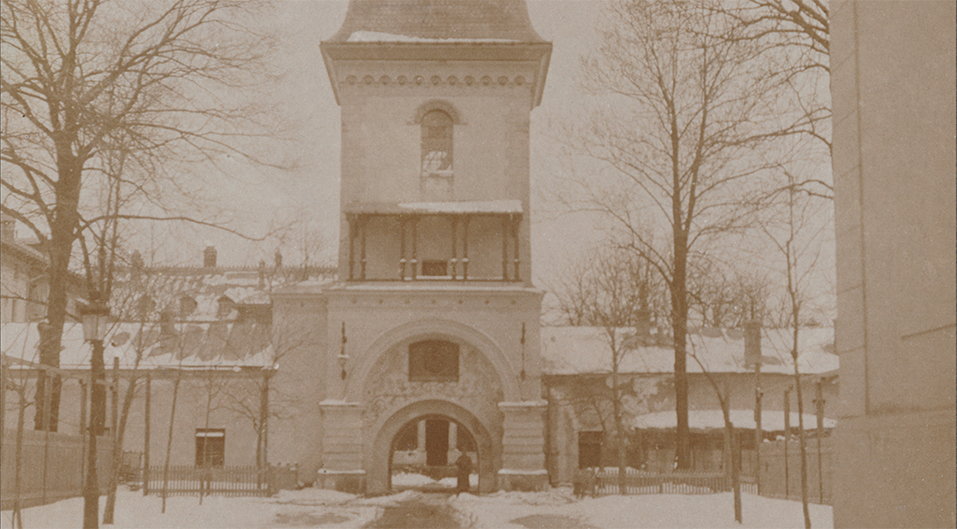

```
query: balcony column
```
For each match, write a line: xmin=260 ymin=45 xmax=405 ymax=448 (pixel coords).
xmin=410 ymin=216 xmax=419 ymax=280
xmin=501 ymin=216 xmax=510 ymax=280
xmin=511 ymin=214 xmax=521 ymax=282
xmin=347 ymin=215 xmax=356 ymax=281
xmin=462 ymin=216 xmax=470 ymax=280
xmin=359 ymin=216 xmax=368 ymax=280
xmin=449 ymin=216 xmax=458 ymax=279
xmin=399 ymin=216 xmax=407 ymax=280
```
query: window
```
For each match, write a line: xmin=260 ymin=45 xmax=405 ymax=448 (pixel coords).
xmin=421 ymin=259 xmax=448 ymax=277
xmin=421 ymin=110 xmax=453 ymax=176
xmin=409 ymin=340 xmax=459 ymax=382
xmin=195 ymin=429 xmax=225 ymax=467
xmin=578 ymin=431 xmax=602 ymax=469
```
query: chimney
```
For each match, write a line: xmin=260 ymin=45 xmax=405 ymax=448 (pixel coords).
xmin=1 ymin=215 xmax=16 ymax=241
xmin=203 ymin=246 xmax=217 ymax=268
xmin=744 ymin=320 xmax=762 ymax=367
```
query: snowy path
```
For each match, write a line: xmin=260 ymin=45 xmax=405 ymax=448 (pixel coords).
xmin=1 ymin=486 xmax=832 ymax=529
xmin=364 ymin=492 xmax=462 ymax=528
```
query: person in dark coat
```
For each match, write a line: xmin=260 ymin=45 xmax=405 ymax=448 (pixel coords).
xmin=455 ymin=452 xmax=473 ymax=494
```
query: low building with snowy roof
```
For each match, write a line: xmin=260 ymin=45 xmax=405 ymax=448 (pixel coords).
xmin=1 ymin=246 xmax=334 ymax=473
xmin=540 ymin=325 xmax=839 ymax=486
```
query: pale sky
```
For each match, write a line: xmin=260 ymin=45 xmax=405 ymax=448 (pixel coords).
xmin=144 ymin=0 xmax=834 ymax=322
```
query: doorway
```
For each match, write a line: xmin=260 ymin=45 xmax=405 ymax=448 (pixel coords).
xmin=389 ymin=415 xmax=478 ymax=491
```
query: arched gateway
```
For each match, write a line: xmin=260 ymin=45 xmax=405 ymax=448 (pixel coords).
xmin=371 ymin=400 xmax=496 ymax=493
xmin=269 ymin=0 xmax=552 ymax=493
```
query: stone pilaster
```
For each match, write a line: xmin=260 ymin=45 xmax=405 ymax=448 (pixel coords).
xmin=318 ymin=401 xmax=366 ymax=493
xmin=498 ymin=401 xmax=548 ymax=491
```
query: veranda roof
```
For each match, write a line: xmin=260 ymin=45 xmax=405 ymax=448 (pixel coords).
xmin=632 ymin=409 xmax=837 ymax=432
xmin=344 ymin=200 xmax=523 ymax=215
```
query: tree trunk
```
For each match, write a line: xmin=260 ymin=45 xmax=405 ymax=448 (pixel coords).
xmin=104 ymin=373 xmax=140 ymax=523
xmin=161 ymin=376 xmax=181 ymax=514
xmin=612 ymin=383 xmax=628 ymax=494
xmin=35 ymin=155 xmax=83 ymax=432
xmin=672 ymin=233 xmax=691 ymax=469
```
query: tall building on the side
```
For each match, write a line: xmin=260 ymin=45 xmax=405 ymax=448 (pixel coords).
xmin=271 ymin=0 xmax=552 ymax=493
xmin=830 ymin=1 xmax=956 ymax=527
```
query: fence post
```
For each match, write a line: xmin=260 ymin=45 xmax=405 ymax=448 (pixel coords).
xmin=143 ymin=373 xmax=151 ymax=496
xmin=42 ymin=372 xmax=52 ymax=505
xmin=815 ymin=380 xmax=825 ymax=504
xmin=784 ymin=386 xmax=791 ymax=499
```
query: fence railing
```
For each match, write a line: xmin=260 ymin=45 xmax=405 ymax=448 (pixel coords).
xmin=758 ymin=438 xmax=833 ymax=505
xmin=1 ymin=428 xmax=113 ymax=510
xmin=589 ymin=468 xmax=729 ymax=496
xmin=143 ymin=465 xmax=271 ymax=497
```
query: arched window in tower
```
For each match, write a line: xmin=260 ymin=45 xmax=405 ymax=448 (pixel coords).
xmin=421 ymin=109 xmax=454 ymax=198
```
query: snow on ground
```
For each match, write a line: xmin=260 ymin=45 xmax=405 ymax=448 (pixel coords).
xmin=2 ymin=486 xmax=833 ymax=529
xmin=451 ymin=487 xmax=834 ymax=529
xmin=0 ymin=488 xmax=381 ymax=529
xmin=392 ymin=472 xmax=479 ymax=489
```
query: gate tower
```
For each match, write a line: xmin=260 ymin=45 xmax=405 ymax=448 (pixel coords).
xmin=272 ymin=0 xmax=552 ymax=493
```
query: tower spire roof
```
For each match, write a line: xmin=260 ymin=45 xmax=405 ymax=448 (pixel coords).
xmin=328 ymin=0 xmax=545 ymax=43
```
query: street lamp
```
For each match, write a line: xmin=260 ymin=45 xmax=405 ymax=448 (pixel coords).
xmin=80 ymin=303 xmax=110 ymax=342
xmin=80 ymin=301 xmax=109 ymax=529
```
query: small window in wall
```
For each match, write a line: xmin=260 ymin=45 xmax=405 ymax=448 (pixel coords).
xmin=195 ymin=428 xmax=225 ymax=467
xmin=421 ymin=110 xmax=453 ymax=176
xmin=578 ymin=431 xmax=602 ymax=469
xmin=409 ymin=340 xmax=459 ymax=382
xmin=421 ymin=109 xmax=453 ymax=199
xmin=421 ymin=260 xmax=448 ymax=277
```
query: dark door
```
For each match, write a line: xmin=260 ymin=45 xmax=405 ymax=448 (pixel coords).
xmin=426 ymin=419 xmax=449 ymax=466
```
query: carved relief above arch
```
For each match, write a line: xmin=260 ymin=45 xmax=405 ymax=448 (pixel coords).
xmin=345 ymin=318 xmax=519 ymax=402
xmin=412 ymin=99 xmax=463 ymax=124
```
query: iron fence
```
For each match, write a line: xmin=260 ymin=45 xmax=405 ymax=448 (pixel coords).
xmin=143 ymin=465 xmax=271 ymax=497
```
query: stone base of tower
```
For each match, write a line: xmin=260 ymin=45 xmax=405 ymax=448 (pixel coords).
xmin=497 ymin=401 xmax=549 ymax=491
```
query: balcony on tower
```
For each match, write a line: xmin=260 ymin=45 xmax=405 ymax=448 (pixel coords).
xmin=343 ymin=200 xmax=524 ymax=284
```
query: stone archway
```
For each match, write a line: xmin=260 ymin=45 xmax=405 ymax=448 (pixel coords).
xmin=369 ymin=400 xmax=498 ymax=494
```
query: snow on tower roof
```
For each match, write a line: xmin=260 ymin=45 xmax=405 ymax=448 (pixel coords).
xmin=328 ymin=0 xmax=546 ymax=43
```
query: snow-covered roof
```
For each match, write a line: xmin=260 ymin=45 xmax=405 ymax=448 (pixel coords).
xmin=1 ymin=322 xmax=273 ymax=371
xmin=541 ymin=326 xmax=837 ymax=376
xmin=345 ymin=200 xmax=522 ymax=215
xmin=633 ymin=409 xmax=836 ymax=432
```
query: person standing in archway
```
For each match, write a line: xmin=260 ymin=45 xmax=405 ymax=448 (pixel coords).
xmin=455 ymin=451 xmax=473 ymax=494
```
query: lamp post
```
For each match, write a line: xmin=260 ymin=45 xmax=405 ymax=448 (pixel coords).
xmin=81 ymin=302 xmax=109 ymax=529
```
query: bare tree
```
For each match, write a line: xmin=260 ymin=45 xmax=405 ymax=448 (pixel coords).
xmin=564 ymin=0 xmax=782 ymax=468
xmin=1 ymin=0 xmax=276 ymax=431
xmin=760 ymin=167 xmax=833 ymax=529
xmin=549 ymin=245 xmax=663 ymax=493
xmin=687 ymin=260 xmax=773 ymax=328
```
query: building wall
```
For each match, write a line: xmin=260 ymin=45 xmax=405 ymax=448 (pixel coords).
xmin=335 ymin=59 xmax=537 ymax=284
xmin=830 ymin=1 xmax=957 ymax=527
xmin=268 ymin=292 xmax=328 ymax=477
xmin=0 ymin=242 xmax=80 ymax=324
xmin=2 ymin=374 xmax=263 ymax=468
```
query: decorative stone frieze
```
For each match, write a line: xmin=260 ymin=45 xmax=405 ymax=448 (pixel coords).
xmin=341 ymin=74 xmax=534 ymax=89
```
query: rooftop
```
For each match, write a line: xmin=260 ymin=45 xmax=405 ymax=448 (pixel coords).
xmin=327 ymin=0 xmax=545 ymax=43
